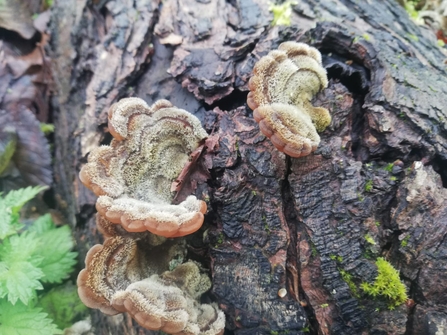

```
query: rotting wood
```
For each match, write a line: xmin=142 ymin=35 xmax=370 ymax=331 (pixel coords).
xmin=50 ymin=0 xmax=447 ymax=334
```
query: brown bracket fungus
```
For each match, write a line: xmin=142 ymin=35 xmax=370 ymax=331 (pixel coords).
xmin=78 ymin=216 xmax=225 ymax=334
xmin=247 ymin=42 xmax=331 ymax=158
xmin=79 ymin=98 xmax=208 ymax=237
xmin=111 ymin=263 xmax=225 ymax=334
xmin=78 ymin=98 xmax=225 ymax=334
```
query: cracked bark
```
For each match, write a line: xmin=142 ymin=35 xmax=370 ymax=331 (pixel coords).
xmin=50 ymin=0 xmax=447 ymax=334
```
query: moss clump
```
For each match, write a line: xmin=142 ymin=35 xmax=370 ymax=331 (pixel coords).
xmin=364 ymin=180 xmax=373 ymax=192
xmin=401 ymin=235 xmax=410 ymax=247
xmin=330 ymin=254 xmax=343 ymax=262
xmin=269 ymin=1 xmax=297 ymax=26
xmin=362 ymin=33 xmax=371 ymax=41
xmin=364 ymin=233 xmax=376 ymax=245
xmin=214 ymin=232 xmax=224 ymax=248
xmin=384 ymin=163 xmax=394 ymax=172
xmin=339 ymin=269 xmax=360 ymax=298
xmin=360 ymin=258 xmax=408 ymax=309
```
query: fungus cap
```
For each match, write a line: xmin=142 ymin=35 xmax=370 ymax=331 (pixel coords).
xmin=79 ymin=98 xmax=208 ymax=237
xmin=78 ymin=232 xmax=225 ymax=335
xmin=247 ymin=42 xmax=331 ymax=158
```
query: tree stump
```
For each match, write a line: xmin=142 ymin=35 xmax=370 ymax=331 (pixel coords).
xmin=50 ymin=0 xmax=447 ymax=334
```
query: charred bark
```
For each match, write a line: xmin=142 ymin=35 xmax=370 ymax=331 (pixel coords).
xmin=50 ymin=0 xmax=447 ymax=334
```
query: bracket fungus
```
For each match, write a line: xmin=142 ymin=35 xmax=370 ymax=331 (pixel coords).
xmin=78 ymin=98 xmax=225 ymax=334
xmin=247 ymin=42 xmax=331 ymax=158
xmin=79 ymin=98 xmax=208 ymax=237
xmin=77 ymin=216 xmax=225 ymax=334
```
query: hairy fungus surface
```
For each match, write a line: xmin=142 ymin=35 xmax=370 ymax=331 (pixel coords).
xmin=77 ymin=236 xmax=136 ymax=315
xmin=247 ymin=42 xmax=331 ymax=158
xmin=79 ymin=98 xmax=208 ymax=237
xmin=78 ymin=98 xmax=225 ymax=334
xmin=77 ymin=216 xmax=224 ymax=335
xmin=112 ymin=263 xmax=225 ymax=334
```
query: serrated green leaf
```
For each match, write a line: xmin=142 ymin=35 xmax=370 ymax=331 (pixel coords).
xmin=0 ymin=232 xmax=41 ymax=264
xmin=27 ymin=214 xmax=53 ymax=235
xmin=30 ymin=215 xmax=77 ymax=283
xmin=0 ymin=262 xmax=7 ymax=300
xmin=0 ymin=233 xmax=44 ymax=305
xmin=0 ymin=261 xmax=43 ymax=305
xmin=0 ymin=186 xmax=47 ymax=215
xmin=38 ymin=281 xmax=88 ymax=329
xmin=0 ymin=201 xmax=22 ymax=240
xmin=0 ymin=298 xmax=62 ymax=334
xmin=0 ymin=217 xmax=21 ymax=241
xmin=36 ymin=229 xmax=77 ymax=284
xmin=0 ymin=186 xmax=47 ymax=240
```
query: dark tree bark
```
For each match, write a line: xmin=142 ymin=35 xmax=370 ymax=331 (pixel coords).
xmin=50 ymin=0 xmax=447 ymax=334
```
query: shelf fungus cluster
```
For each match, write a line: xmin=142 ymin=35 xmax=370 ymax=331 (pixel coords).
xmin=247 ymin=42 xmax=331 ymax=158
xmin=78 ymin=98 xmax=225 ymax=334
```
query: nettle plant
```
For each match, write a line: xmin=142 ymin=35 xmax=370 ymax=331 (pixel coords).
xmin=0 ymin=186 xmax=82 ymax=334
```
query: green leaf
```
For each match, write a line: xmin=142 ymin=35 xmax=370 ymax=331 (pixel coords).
xmin=0 ymin=186 xmax=47 ymax=216
xmin=0 ymin=202 xmax=22 ymax=241
xmin=0 ymin=218 xmax=21 ymax=242
xmin=0 ymin=298 xmax=62 ymax=334
xmin=0 ymin=261 xmax=43 ymax=305
xmin=27 ymin=214 xmax=54 ymax=235
xmin=38 ymin=281 xmax=88 ymax=329
xmin=29 ymin=215 xmax=78 ymax=284
xmin=0 ymin=232 xmax=41 ymax=264
xmin=0 ymin=186 xmax=47 ymax=240
xmin=0 ymin=233 xmax=44 ymax=304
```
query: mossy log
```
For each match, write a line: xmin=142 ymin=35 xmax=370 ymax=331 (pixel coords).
xmin=50 ymin=0 xmax=447 ymax=334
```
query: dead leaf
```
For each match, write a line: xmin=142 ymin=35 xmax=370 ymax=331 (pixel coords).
xmin=171 ymin=140 xmax=213 ymax=204
xmin=33 ymin=10 xmax=51 ymax=33
xmin=0 ymin=107 xmax=52 ymax=186
xmin=0 ymin=31 xmax=52 ymax=122
xmin=0 ymin=0 xmax=36 ymax=39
